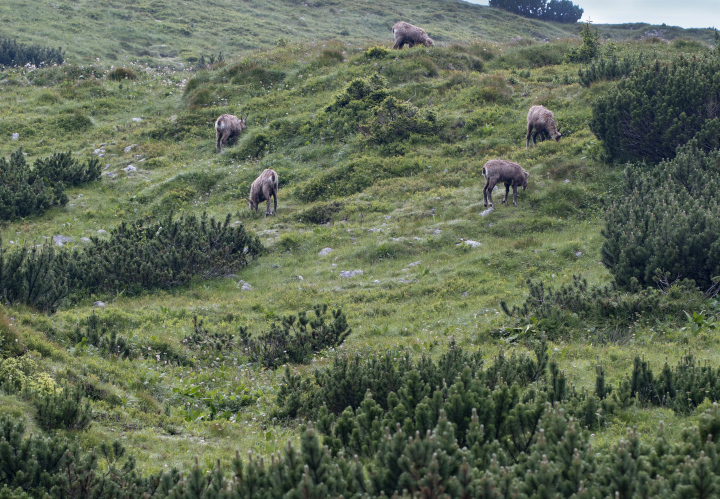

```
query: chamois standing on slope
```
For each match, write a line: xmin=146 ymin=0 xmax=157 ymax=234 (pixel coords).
xmin=248 ymin=169 xmax=279 ymax=216
xmin=215 ymin=113 xmax=247 ymax=153
xmin=526 ymin=105 xmax=562 ymax=148
xmin=482 ymin=160 xmax=530 ymax=208
xmin=392 ymin=22 xmax=434 ymax=49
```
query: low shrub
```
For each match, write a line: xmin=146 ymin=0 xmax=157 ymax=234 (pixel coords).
xmin=578 ymin=53 xmax=647 ymax=87
xmin=239 ymin=304 xmax=351 ymax=369
xmin=55 ymin=111 xmax=93 ymax=132
xmin=0 ymin=36 xmax=64 ymax=67
xmin=590 ymin=55 xmax=720 ymax=163
xmin=602 ymin=143 xmax=720 ymax=290
xmin=565 ymin=22 xmax=600 ymax=63
xmin=107 ymin=67 xmax=137 ymax=81
xmin=0 ymin=148 xmax=68 ymax=221
xmin=32 ymin=151 xmax=101 ymax=186
xmin=68 ymin=212 xmax=263 ymax=296
xmin=32 ymin=384 xmax=92 ymax=431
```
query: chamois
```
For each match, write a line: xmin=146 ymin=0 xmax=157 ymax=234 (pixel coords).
xmin=526 ymin=105 xmax=561 ymax=148
xmin=248 ymin=169 xmax=279 ymax=216
xmin=482 ymin=160 xmax=530 ymax=208
xmin=215 ymin=113 xmax=247 ymax=153
xmin=392 ymin=22 xmax=434 ymax=49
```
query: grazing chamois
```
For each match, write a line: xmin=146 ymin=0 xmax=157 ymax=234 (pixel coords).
xmin=215 ymin=113 xmax=247 ymax=153
xmin=392 ymin=22 xmax=434 ymax=49
xmin=248 ymin=169 xmax=279 ymax=216
xmin=482 ymin=160 xmax=530 ymax=208
xmin=526 ymin=105 xmax=561 ymax=148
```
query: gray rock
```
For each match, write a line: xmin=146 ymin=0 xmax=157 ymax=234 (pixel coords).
xmin=124 ymin=144 xmax=136 ymax=153
xmin=97 ymin=229 xmax=107 ymax=234
xmin=123 ymin=165 xmax=137 ymax=173
xmin=318 ymin=247 xmax=333 ymax=256
xmin=105 ymin=171 xmax=116 ymax=178
xmin=11 ymin=133 xmax=19 ymax=140
xmin=462 ymin=291 xmax=469 ymax=296
xmin=69 ymin=204 xmax=75 ymax=207
xmin=240 ymin=283 xmax=252 ymax=291
xmin=398 ymin=278 xmax=414 ymax=284
xmin=563 ymin=179 xmax=571 ymax=184
xmin=104 ymin=164 xmax=111 ymax=170
xmin=480 ymin=207 xmax=494 ymax=217
xmin=384 ymin=215 xmax=391 ymax=220
xmin=489 ymin=223 xmax=494 ymax=227
xmin=53 ymin=235 xmax=73 ymax=246
xmin=458 ymin=240 xmax=482 ymax=248
xmin=98 ymin=154 xmax=105 ymax=158
xmin=131 ymin=117 xmax=143 ymax=122
xmin=575 ymin=251 xmax=583 ymax=257
xmin=368 ymin=228 xmax=382 ymax=233
xmin=408 ymin=261 xmax=421 ymax=267
xmin=81 ymin=237 xmax=91 ymax=243
xmin=93 ymin=148 xmax=104 ymax=155
xmin=77 ymin=194 xmax=83 ymax=199
xmin=432 ymin=228 xmax=442 ymax=234
xmin=93 ymin=301 xmax=106 ymax=308
xmin=339 ymin=270 xmax=363 ymax=278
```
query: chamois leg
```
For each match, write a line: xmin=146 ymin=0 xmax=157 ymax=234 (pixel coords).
xmin=272 ymin=189 xmax=277 ymax=215
xmin=532 ymin=130 xmax=540 ymax=146
xmin=502 ymin=183 xmax=510 ymax=205
xmin=483 ymin=179 xmax=490 ymax=207
xmin=485 ymin=179 xmax=496 ymax=208
xmin=393 ymin=38 xmax=403 ymax=49
xmin=526 ymin=124 xmax=533 ymax=149
xmin=216 ymin=131 xmax=222 ymax=153
xmin=512 ymin=184 xmax=518 ymax=206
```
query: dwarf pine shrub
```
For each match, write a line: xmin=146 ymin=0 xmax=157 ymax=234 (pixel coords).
xmin=602 ymin=143 xmax=720 ymax=290
xmin=578 ymin=52 xmax=647 ymax=87
xmin=0 ymin=36 xmax=64 ymax=67
xmin=239 ymin=304 xmax=351 ymax=369
xmin=31 ymin=384 xmax=92 ymax=431
xmin=68 ymin=212 xmax=262 ymax=296
xmin=0 ymin=149 xmax=67 ymax=221
xmin=32 ymin=151 xmax=101 ymax=186
xmin=591 ymin=56 xmax=720 ymax=163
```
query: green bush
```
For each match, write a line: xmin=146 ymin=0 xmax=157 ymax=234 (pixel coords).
xmin=296 ymin=201 xmax=344 ymax=224
xmin=68 ymin=212 xmax=263 ymax=296
xmin=0 ymin=149 xmax=67 ymax=221
xmin=578 ymin=53 xmax=647 ymax=87
xmin=489 ymin=0 xmax=583 ymax=22
xmin=366 ymin=96 xmax=438 ymax=151
xmin=233 ymin=132 xmax=270 ymax=159
xmin=590 ymin=56 xmax=720 ymax=163
xmin=364 ymin=46 xmax=390 ymax=59
xmin=0 ymin=36 xmax=63 ymax=67
xmin=55 ymin=111 xmax=93 ymax=132
xmin=565 ymin=22 xmax=600 ymax=63
xmin=32 ymin=384 xmax=92 ymax=431
xmin=107 ymin=67 xmax=137 ymax=81
xmin=602 ymin=143 xmax=720 ymax=290
xmin=32 ymin=151 xmax=101 ymax=186
xmin=239 ymin=304 xmax=351 ymax=369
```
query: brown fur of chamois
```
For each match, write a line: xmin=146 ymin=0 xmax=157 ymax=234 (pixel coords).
xmin=215 ymin=113 xmax=247 ymax=153
xmin=526 ymin=105 xmax=561 ymax=148
xmin=392 ymin=22 xmax=434 ymax=49
xmin=482 ymin=160 xmax=530 ymax=208
xmin=248 ymin=169 xmax=279 ymax=216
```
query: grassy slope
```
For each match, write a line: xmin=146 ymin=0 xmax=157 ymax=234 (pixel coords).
xmin=0 ymin=2 xmax=719 ymax=474
xmin=0 ymin=0 xmax=715 ymax=66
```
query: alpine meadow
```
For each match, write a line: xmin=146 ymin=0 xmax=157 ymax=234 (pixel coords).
xmin=3 ymin=0 xmax=720 ymax=497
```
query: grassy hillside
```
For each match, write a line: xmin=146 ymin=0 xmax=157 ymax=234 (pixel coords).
xmin=0 ymin=0 xmax=716 ymax=66
xmin=1 ymin=2 xmax=720 ymax=485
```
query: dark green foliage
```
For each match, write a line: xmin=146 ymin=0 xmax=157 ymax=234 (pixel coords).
xmin=578 ymin=52 xmax=647 ymax=87
xmin=32 ymin=151 xmax=101 ymax=186
xmin=489 ymin=0 xmax=583 ymax=23
xmin=107 ymin=67 xmax=137 ymax=81
xmin=501 ymin=275 xmax=701 ymax=337
xmin=0 ymin=212 xmax=262 ymax=311
xmin=55 ymin=111 xmax=93 ymax=132
xmin=239 ymin=304 xmax=351 ymax=369
xmin=602 ymin=144 xmax=720 ymax=290
xmin=184 ymin=316 xmax=238 ymax=352
xmin=0 ymin=36 xmax=63 ymax=67
xmin=233 ymin=132 xmax=270 ymax=159
xmin=31 ymin=384 xmax=92 ymax=431
xmin=0 ymin=240 xmax=68 ymax=312
xmin=0 ymin=149 xmax=67 ymax=221
xmin=566 ymin=22 xmax=600 ymax=63
xmin=68 ymin=212 xmax=263 ymax=296
xmin=590 ymin=56 xmax=720 ymax=163
xmin=295 ymin=201 xmax=343 ymax=224
xmin=365 ymin=97 xmax=439 ymax=155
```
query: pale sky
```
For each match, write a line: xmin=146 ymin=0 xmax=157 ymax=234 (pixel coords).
xmin=462 ymin=0 xmax=720 ymax=29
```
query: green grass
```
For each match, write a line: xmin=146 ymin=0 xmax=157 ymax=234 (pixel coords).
xmin=1 ymin=14 xmax=719 ymax=475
